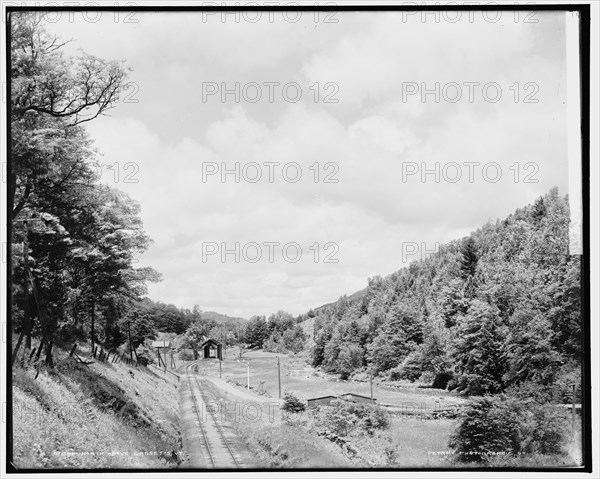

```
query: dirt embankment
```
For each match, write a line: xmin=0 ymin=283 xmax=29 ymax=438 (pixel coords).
xmin=12 ymin=343 xmax=182 ymax=469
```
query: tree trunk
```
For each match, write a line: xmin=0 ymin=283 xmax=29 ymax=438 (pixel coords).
xmin=23 ymin=293 xmax=34 ymax=350
xmin=90 ymin=300 xmax=96 ymax=356
xmin=127 ymin=322 xmax=135 ymax=363
xmin=12 ymin=331 xmax=25 ymax=366
xmin=20 ymin=229 xmax=34 ymax=355
xmin=8 ymin=171 xmax=17 ymax=219
xmin=73 ymin=295 xmax=79 ymax=326
xmin=44 ymin=339 xmax=54 ymax=367
xmin=34 ymin=338 xmax=44 ymax=362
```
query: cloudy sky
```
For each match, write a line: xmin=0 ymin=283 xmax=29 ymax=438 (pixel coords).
xmin=43 ymin=9 xmax=569 ymax=318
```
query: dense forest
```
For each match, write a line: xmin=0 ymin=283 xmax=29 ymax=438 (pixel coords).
xmin=300 ymin=188 xmax=582 ymax=402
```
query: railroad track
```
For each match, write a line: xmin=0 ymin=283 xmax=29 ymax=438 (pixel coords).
xmin=185 ymin=361 xmax=241 ymax=469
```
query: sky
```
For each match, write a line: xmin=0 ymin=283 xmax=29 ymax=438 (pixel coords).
xmin=41 ymin=9 xmax=570 ymax=318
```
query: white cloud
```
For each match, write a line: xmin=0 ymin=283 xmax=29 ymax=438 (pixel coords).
xmin=48 ymin=10 xmax=569 ymax=317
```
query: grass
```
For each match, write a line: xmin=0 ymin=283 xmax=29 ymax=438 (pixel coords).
xmin=12 ymin=341 xmax=182 ymax=469
xmin=199 ymin=379 xmax=353 ymax=468
xmin=331 ymin=420 xmax=456 ymax=467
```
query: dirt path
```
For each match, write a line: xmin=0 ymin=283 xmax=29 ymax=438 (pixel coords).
xmin=203 ymin=375 xmax=284 ymax=407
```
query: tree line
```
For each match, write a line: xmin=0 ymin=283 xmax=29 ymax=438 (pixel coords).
xmin=243 ymin=311 xmax=307 ymax=353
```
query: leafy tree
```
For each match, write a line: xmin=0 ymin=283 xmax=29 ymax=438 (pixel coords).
xmin=123 ymin=307 xmax=155 ymax=350
xmin=281 ymin=325 xmax=307 ymax=353
xmin=438 ymin=280 xmax=469 ymax=328
xmin=9 ymin=13 xmax=155 ymax=367
xmin=459 ymin=237 xmax=479 ymax=297
xmin=502 ymin=309 xmax=562 ymax=387
xmin=449 ymin=395 xmax=569 ymax=462
xmin=452 ymin=300 xmax=508 ymax=394
xmin=10 ymin=12 xmax=128 ymax=220
xmin=267 ymin=310 xmax=295 ymax=335
xmin=367 ymin=304 xmax=422 ymax=374
xmin=459 ymin=237 xmax=479 ymax=278
xmin=323 ymin=331 xmax=342 ymax=373
xmin=102 ymin=295 xmax=128 ymax=351
xmin=336 ymin=343 xmax=364 ymax=380
xmin=181 ymin=316 xmax=217 ymax=359
xmin=312 ymin=327 xmax=331 ymax=367
xmin=449 ymin=396 xmax=522 ymax=462
xmin=148 ymin=302 xmax=190 ymax=334
xmin=245 ymin=315 xmax=269 ymax=349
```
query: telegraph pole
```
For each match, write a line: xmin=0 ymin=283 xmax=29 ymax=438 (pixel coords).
xmin=127 ymin=322 xmax=133 ymax=363
xmin=370 ymin=369 xmax=374 ymax=403
xmin=277 ymin=356 xmax=282 ymax=399
xmin=247 ymin=362 xmax=250 ymax=390
xmin=572 ymin=383 xmax=576 ymax=438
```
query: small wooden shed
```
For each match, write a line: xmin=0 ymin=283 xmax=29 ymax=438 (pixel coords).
xmin=200 ymin=338 xmax=222 ymax=360
xmin=306 ymin=395 xmax=338 ymax=408
xmin=340 ymin=392 xmax=376 ymax=404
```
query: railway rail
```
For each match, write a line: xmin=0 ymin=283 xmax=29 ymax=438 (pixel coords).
xmin=185 ymin=361 xmax=241 ymax=469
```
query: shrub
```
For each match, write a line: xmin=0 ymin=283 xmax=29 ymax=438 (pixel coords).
xmin=137 ymin=355 xmax=151 ymax=366
xmin=449 ymin=396 xmax=521 ymax=462
xmin=389 ymin=351 xmax=423 ymax=381
xmin=552 ymin=361 xmax=582 ymax=403
xmin=282 ymin=391 xmax=306 ymax=414
xmin=449 ymin=395 xmax=570 ymax=462
xmin=56 ymin=323 xmax=86 ymax=344
xmin=519 ymin=402 xmax=570 ymax=455
xmin=348 ymin=368 xmax=370 ymax=382
xmin=178 ymin=350 xmax=194 ymax=361
xmin=313 ymin=399 xmax=390 ymax=437
xmin=431 ymin=370 xmax=454 ymax=389
xmin=362 ymin=404 xmax=391 ymax=433
xmin=135 ymin=349 xmax=152 ymax=366
xmin=335 ymin=344 xmax=364 ymax=380
xmin=314 ymin=401 xmax=359 ymax=436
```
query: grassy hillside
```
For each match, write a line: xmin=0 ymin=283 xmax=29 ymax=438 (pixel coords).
xmin=12 ymin=342 xmax=181 ymax=469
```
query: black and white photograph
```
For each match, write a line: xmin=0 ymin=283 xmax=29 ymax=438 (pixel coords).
xmin=1 ymin=1 xmax=597 ymax=476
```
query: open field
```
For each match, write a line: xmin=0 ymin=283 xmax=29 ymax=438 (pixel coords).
xmin=189 ymin=349 xmax=469 ymax=413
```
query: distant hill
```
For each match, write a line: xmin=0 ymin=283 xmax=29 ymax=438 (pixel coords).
xmin=308 ymin=287 xmax=368 ymax=317
xmin=201 ymin=311 xmax=247 ymax=326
